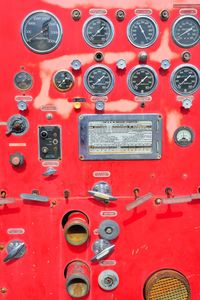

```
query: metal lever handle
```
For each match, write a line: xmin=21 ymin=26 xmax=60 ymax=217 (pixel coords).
xmin=88 ymin=190 xmax=117 ymax=203
xmin=3 ymin=242 xmax=25 ymax=263
xmin=91 ymin=244 xmax=115 ymax=262
xmin=20 ymin=193 xmax=49 ymax=202
xmin=126 ymin=192 xmax=153 ymax=211
xmin=162 ymin=193 xmax=200 ymax=204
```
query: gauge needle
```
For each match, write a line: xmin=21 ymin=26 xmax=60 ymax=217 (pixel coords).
xmin=136 ymin=76 xmax=148 ymax=86
xmin=58 ymin=77 xmax=69 ymax=87
xmin=93 ymin=75 xmax=105 ymax=86
xmin=28 ymin=19 xmax=51 ymax=42
xmin=178 ymin=27 xmax=193 ymax=38
xmin=139 ymin=25 xmax=148 ymax=41
xmin=180 ymin=75 xmax=191 ymax=86
xmin=92 ymin=26 xmax=104 ymax=38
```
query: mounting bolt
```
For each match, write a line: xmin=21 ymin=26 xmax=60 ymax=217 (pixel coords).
xmin=160 ymin=10 xmax=170 ymax=21
xmin=139 ymin=51 xmax=148 ymax=63
xmin=155 ymin=198 xmax=162 ymax=205
xmin=94 ymin=52 xmax=104 ymax=62
xmin=181 ymin=51 xmax=191 ymax=62
xmin=64 ymin=190 xmax=70 ymax=199
xmin=0 ymin=288 xmax=7 ymax=294
xmin=116 ymin=9 xmax=125 ymax=21
xmin=71 ymin=9 xmax=81 ymax=21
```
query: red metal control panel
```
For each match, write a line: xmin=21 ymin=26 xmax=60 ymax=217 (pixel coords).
xmin=0 ymin=0 xmax=200 ymax=299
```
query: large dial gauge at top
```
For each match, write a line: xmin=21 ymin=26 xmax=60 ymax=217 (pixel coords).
xmin=171 ymin=64 xmax=200 ymax=95
xmin=128 ymin=65 xmax=158 ymax=96
xmin=127 ymin=16 xmax=159 ymax=48
xmin=21 ymin=10 xmax=63 ymax=54
xmin=83 ymin=16 xmax=114 ymax=48
xmin=84 ymin=65 xmax=115 ymax=96
xmin=172 ymin=16 xmax=200 ymax=48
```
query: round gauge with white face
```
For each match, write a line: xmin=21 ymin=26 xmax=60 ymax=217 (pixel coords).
xmin=172 ymin=16 xmax=200 ymax=48
xmin=53 ymin=70 xmax=74 ymax=92
xmin=171 ymin=64 xmax=200 ymax=95
xmin=174 ymin=126 xmax=194 ymax=147
xmin=21 ymin=10 xmax=63 ymax=54
xmin=127 ymin=16 xmax=159 ymax=48
xmin=83 ymin=16 xmax=114 ymax=48
xmin=84 ymin=65 xmax=114 ymax=96
xmin=14 ymin=71 xmax=33 ymax=90
xmin=127 ymin=65 xmax=158 ymax=96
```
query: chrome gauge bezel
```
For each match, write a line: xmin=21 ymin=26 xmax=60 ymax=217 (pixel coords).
xmin=174 ymin=126 xmax=194 ymax=147
xmin=14 ymin=71 xmax=33 ymax=90
xmin=53 ymin=70 xmax=74 ymax=92
xmin=170 ymin=64 xmax=200 ymax=96
xmin=84 ymin=64 xmax=115 ymax=96
xmin=82 ymin=16 xmax=114 ymax=48
xmin=21 ymin=10 xmax=63 ymax=54
xmin=172 ymin=15 xmax=200 ymax=48
xmin=127 ymin=15 xmax=159 ymax=48
xmin=127 ymin=65 xmax=158 ymax=96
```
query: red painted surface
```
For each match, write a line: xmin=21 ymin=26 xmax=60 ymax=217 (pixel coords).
xmin=0 ymin=0 xmax=200 ymax=299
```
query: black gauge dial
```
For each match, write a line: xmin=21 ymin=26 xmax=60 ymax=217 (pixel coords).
xmin=127 ymin=16 xmax=159 ymax=48
xmin=53 ymin=70 xmax=74 ymax=92
xmin=84 ymin=65 xmax=114 ymax=95
xmin=128 ymin=65 xmax=158 ymax=96
xmin=172 ymin=16 xmax=200 ymax=48
xmin=14 ymin=71 xmax=33 ymax=90
xmin=21 ymin=10 xmax=63 ymax=54
xmin=174 ymin=126 xmax=194 ymax=147
xmin=83 ymin=16 xmax=114 ymax=48
xmin=171 ymin=64 xmax=200 ymax=95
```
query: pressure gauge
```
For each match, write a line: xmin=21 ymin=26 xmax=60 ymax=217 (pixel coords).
xmin=84 ymin=65 xmax=115 ymax=96
xmin=127 ymin=65 xmax=158 ymax=96
xmin=83 ymin=16 xmax=114 ymax=48
xmin=21 ymin=10 xmax=63 ymax=54
xmin=174 ymin=126 xmax=194 ymax=147
xmin=172 ymin=16 xmax=200 ymax=48
xmin=127 ymin=16 xmax=159 ymax=48
xmin=14 ymin=71 xmax=33 ymax=90
xmin=53 ymin=70 xmax=74 ymax=92
xmin=171 ymin=64 xmax=200 ymax=95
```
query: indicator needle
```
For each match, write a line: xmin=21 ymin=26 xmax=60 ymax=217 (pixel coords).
xmin=180 ymin=74 xmax=191 ymax=86
xmin=58 ymin=77 xmax=69 ymax=87
xmin=139 ymin=25 xmax=148 ymax=41
xmin=92 ymin=26 xmax=104 ymax=38
xmin=136 ymin=76 xmax=148 ymax=86
xmin=178 ymin=27 xmax=193 ymax=38
xmin=28 ymin=19 xmax=51 ymax=42
xmin=93 ymin=75 xmax=105 ymax=86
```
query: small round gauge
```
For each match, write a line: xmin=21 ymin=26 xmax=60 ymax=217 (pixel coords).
xmin=172 ymin=16 xmax=200 ymax=48
xmin=14 ymin=71 xmax=33 ymax=90
xmin=21 ymin=10 xmax=63 ymax=54
xmin=171 ymin=64 xmax=200 ymax=95
xmin=83 ymin=16 xmax=114 ymax=48
xmin=174 ymin=126 xmax=194 ymax=147
xmin=53 ymin=70 xmax=74 ymax=92
xmin=127 ymin=65 xmax=158 ymax=96
xmin=127 ymin=16 xmax=159 ymax=48
xmin=84 ymin=65 xmax=114 ymax=96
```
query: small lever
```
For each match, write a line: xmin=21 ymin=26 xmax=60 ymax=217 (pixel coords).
xmin=88 ymin=181 xmax=117 ymax=204
xmin=162 ymin=193 xmax=200 ymax=205
xmin=126 ymin=192 xmax=153 ymax=211
xmin=91 ymin=244 xmax=115 ymax=262
xmin=43 ymin=167 xmax=57 ymax=176
xmin=4 ymin=241 xmax=26 ymax=263
xmin=20 ymin=193 xmax=49 ymax=202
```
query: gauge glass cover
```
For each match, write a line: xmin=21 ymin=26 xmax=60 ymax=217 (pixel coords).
xmin=174 ymin=126 xmax=194 ymax=147
xmin=127 ymin=65 xmax=158 ymax=96
xmin=21 ymin=10 xmax=63 ymax=54
xmin=84 ymin=65 xmax=115 ymax=96
xmin=127 ymin=16 xmax=159 ymax=48
xmin=14 ymin=71 xmax=33 ymax=90
xmin=172 ymin=16 xmax=200 ymax=48
xmin=53 ymin=70 xmax=74 ymax=92
xmin=83 ymin=16 xmax=114 ymax=48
